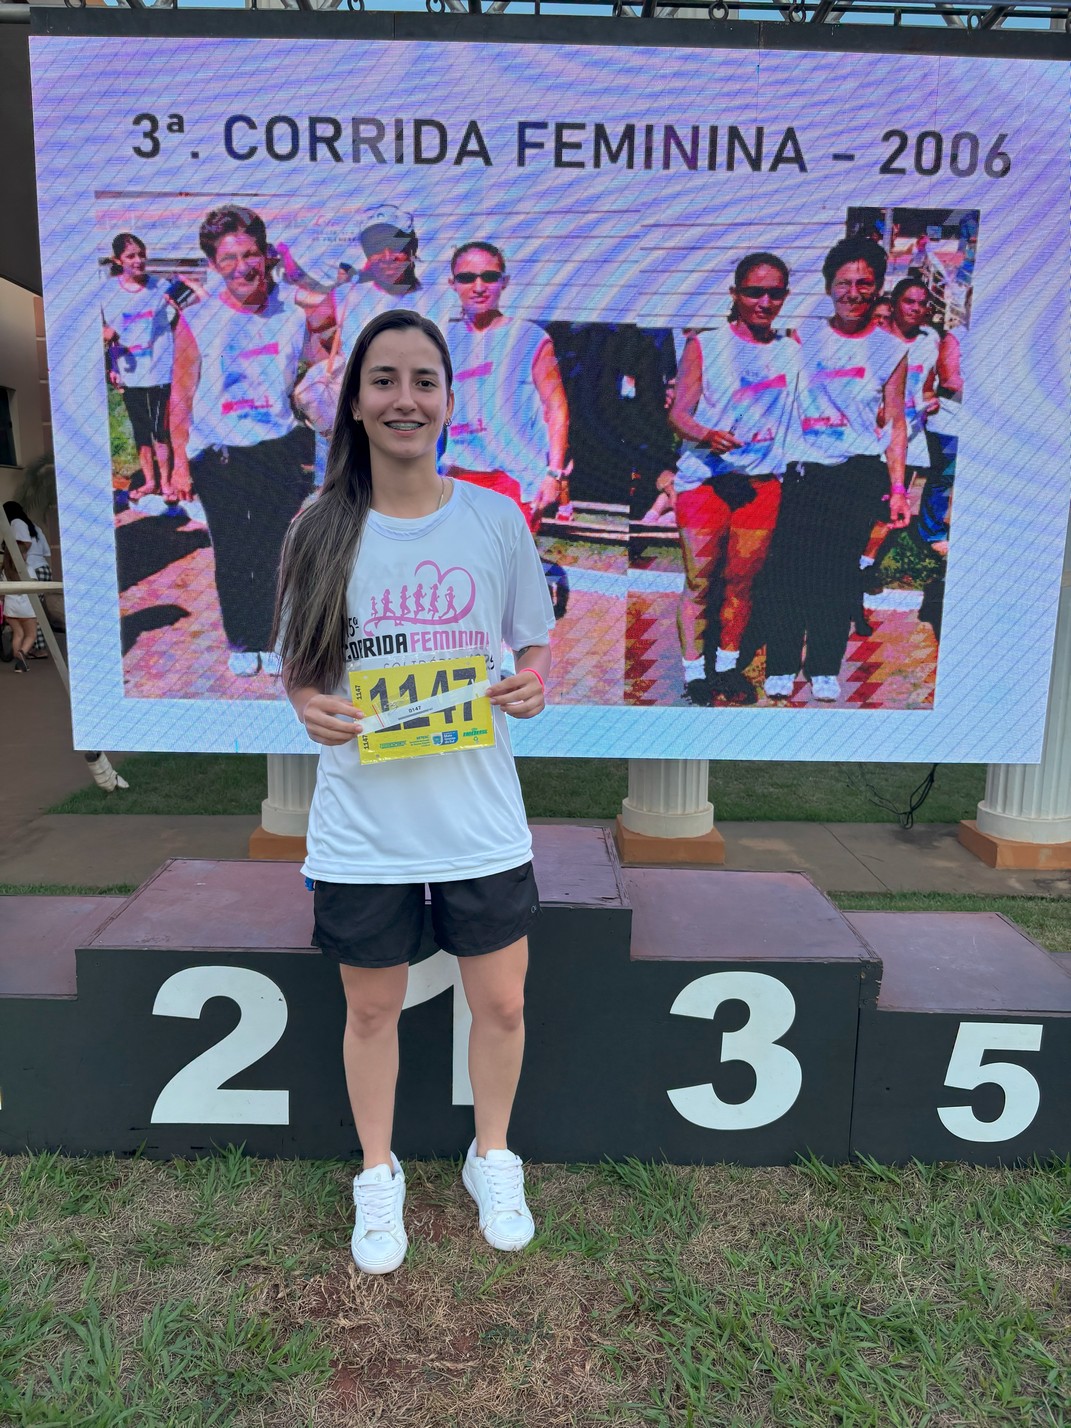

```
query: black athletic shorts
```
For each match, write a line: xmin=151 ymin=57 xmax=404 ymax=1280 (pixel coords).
xmin=312 ymin=861 xmax=540 ymax=970
xmin=122 ymin=383 xmax=170 ymax=449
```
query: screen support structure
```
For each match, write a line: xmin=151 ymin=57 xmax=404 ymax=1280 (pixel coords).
xmin=959 ymin=511 xmax=1071 ymax=868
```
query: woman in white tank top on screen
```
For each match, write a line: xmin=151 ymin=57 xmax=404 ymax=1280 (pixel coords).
xmin=763 ymin=236 xmax=909 ymax=704
xmin=170 ymin=205 xmax=315 ymax=680
xmin=850 ymin=277 xmax=942 ymax=637
xmin=668 ymin=252 xmax=800 ymax=706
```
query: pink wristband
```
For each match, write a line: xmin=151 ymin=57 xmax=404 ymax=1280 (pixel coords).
xmin=519 ymin=667 xmax=545 ymax=692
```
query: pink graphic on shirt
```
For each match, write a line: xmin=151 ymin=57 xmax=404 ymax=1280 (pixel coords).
xmin=731 ymin=372 xmax=787 ymax=405
xmin=238 ymin=342 xmax=281 ymax=361
xmin=456 ymin=360 xmax=495 ymax=382
xmin=817 ymin=366 xmax=867 ymax=381
xmin=364 ymin=560 xmax=476 ymax=632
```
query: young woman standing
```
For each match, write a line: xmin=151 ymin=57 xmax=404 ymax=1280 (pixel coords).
xmin=274 ymin=310 xmax=553 ymax=1275
xmin=100 ymin=233 xmax=177 ymax=502
xmin=668 ymin=252 xmax=799 ymax=705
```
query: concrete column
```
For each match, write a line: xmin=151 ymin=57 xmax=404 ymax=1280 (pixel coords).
xmin=615 ymin=758 xmax=724 ymax=865
xmin=249 ymin=753 xmax=317 ymax=859
xmin=959 ymin=513 xmax=1071 ymax=867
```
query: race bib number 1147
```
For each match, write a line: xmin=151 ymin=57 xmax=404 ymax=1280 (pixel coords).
xmin=348 ymin=655 xmax=495 ymax=764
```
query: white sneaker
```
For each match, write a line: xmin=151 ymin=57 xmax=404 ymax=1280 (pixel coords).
xmin=351 ymin=1155 xmax=407 ymax=1274
xmin=259 ymin=651 xmax=283 ymax=677
xmin=227 ymin=651 xmax=260 ymax=677
xmin=462 ymin=1141 xmax=535 ymax=1252
xmin=764 ymin=674 xmax=794 ymax=699
xmin=811 ymin=676 xmax=841 ymax=701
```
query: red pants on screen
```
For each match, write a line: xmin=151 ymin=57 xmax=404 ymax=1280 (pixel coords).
xmin=676 ymin=475 xmax=781 ymax=663
xmin=450 ymin=468 xmax=541 ymax=534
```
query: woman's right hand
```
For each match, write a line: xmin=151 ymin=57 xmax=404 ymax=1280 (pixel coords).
xmin=300 ymin=694 xmax=364 ymax=746
xmin=705 ymin=428 xmax=743 ymax=456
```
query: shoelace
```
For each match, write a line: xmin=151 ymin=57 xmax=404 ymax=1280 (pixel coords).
xmin=355 ymin=1178 xmax=399 ymax=1234
xmin=482 ymin=1159 xmax=525 ymax=1214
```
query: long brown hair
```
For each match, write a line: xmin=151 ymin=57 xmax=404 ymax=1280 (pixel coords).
xmin=272 ymin=309 xmax=454 ymax=693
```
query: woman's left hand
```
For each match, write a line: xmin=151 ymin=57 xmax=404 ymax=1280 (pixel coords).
xmin=888 ymin=490 xmax=911 ymax=529
xmin=488 ymin=670 xmax=546 ymax=719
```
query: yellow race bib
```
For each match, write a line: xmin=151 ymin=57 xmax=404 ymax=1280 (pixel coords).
xmin=348 ymin=654 xmax=496 ymax=764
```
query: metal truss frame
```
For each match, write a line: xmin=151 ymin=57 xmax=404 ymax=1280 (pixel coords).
xmin=49 ymin=0 xmax=1071 ymax=34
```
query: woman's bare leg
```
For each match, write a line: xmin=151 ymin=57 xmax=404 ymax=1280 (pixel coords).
xmin=338 ymin=961 xmax=409 ymax=1170
xmin=458 ymin=938 xmax=528 ymax=1155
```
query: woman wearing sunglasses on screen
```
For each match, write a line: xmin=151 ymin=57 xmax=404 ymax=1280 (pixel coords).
xmin=762 ymin=235 xmax=909 ymax=705
xmin=667 ymin=252 xmax=800 ymax=707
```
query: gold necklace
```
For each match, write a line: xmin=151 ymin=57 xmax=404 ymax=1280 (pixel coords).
xmin=437 ymin=477 xmax=449 ymax=511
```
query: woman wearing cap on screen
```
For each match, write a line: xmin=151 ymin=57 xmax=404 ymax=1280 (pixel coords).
xmin=169 ymin=204 xmax=315 ymax=680
xmin=334 ymin=205 xmax=453 ymax=364
xmin=668 ymin=252 xmax=800 ymax=707
xmin=762 ymin=236 xmax=909 ymax=705
xmin=300 ymin=206 xmax=454 ymax=488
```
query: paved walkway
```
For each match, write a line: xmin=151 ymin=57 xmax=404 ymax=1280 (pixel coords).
xmin=4 ymin=655 xmax=1070 ymax=897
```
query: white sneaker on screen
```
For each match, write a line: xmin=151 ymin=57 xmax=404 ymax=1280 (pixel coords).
xmin=259 ymin=651 xmax=283 ymax=677
xmin=463 ymin=1141 xmax=535 ymax=1252
xmin=352 ymin=1154 xmax=407 ymax=1274
xmin=227 ymin=651 xmax=260 ymax=677
xmin=763 ymin=674 xmax=794 ymax=699
xmin=811 ymin=676 xmax=841 ymax=702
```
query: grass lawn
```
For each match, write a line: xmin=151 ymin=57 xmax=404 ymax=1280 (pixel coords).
xmin=49 ymin=753 xmax=987 ymax=824
xmin=1 ymin=1150 xmax=1067 ymax=1427
xmin=1 ymin=888 xmax=1070 ymax=1424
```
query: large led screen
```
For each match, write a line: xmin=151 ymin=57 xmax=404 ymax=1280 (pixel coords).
xmin=29 ymin=32 xmax=1071 ymax=758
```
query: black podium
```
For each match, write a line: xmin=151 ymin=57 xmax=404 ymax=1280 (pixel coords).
xmin=1 ymin=827 xmax=1069 ymax=1164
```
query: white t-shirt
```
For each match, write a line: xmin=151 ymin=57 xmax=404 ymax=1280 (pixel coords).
xmin=100 ymin=276 xmax=174 ymax=388
xmin=4 ymin=519 xmax=34 ymax=617
xmin=183 ymin=288 xmax=307 ymax=455
xmin=675 ymin=324 xmax=800 ymax=491
xmin=794 ymin=322 xmax=907 ymax=465
xmin=337 ymin=281 xmax=455 ymax=366
xmin=303 ymin=481 xmax=555 ymax=885
xmin=26 ymin=527 xmax=51 ymax=572
xmin=444 ymin=317 xmax=552 ymax=500
xmin=893 ymin=326 xmax=940 ymax=469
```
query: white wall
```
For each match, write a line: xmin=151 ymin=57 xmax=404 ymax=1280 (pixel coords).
xmin=0 ymin=274 xmax=53 ymax=542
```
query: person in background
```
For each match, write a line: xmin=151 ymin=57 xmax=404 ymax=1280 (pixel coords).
xmin=20 ymin=505 xmax=52 ymax=659
xmin=852 ymin=278 xmax=941 ymax=637
xmin=170 ymin=204 xmax=315 ymax=679
xmin=302 ymin=206 xmax=453 ymax=488
xmin=1 ymin=501 xmax=39 ymax=673
xmin=334 ymin=205 xmax=454 ymax=366
xmin=442 ymin=241 xmax=570 ymax=532
xmin=668 ymin=252 xmax=799 ymax=706
xmin=100 ymin=233 xmax=179 ymax=503
xmin=915 ymin=322 xmax=965 ymax=640
xmin=764 ymin=236 xmax=909 ymax=703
